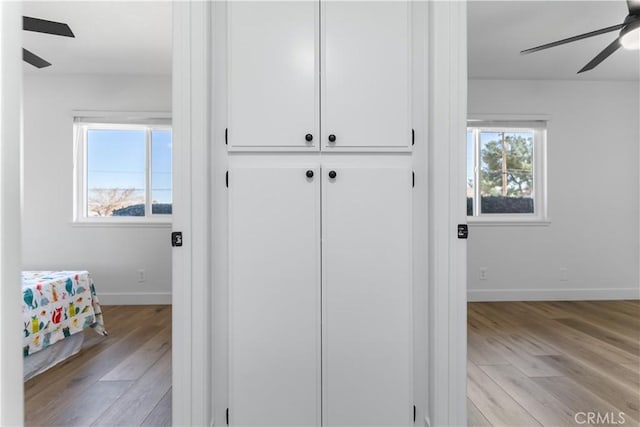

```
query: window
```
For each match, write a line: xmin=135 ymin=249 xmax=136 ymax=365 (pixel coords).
xmin=74 ymin=116 xmax=172 ymax=223
xmin=467 ymin=119 xmax=547 ymax=223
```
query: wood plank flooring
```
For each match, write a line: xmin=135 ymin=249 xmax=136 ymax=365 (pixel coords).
xmin=24 ymin=305 xmax=171 ymax=427
xmin=468 ymin=301 xmax=640 ymax=427
xmin=24 ymin=301 xmax=639 ymax=426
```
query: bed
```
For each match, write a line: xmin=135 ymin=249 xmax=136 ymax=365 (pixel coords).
xmin=22 ymin=271 xmax=108 ymax=380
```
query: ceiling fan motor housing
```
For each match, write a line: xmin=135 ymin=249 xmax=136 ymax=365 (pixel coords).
xmin=620 ymin=16 xmax=640 ymax=49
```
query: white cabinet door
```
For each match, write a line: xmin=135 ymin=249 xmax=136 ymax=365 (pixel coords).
xmin=228 ymin=2 xmax=319 ymax=151
xmin=229 ymin=166 xmax=321 ymax=426
xmin=322 ymin=167 xmax=413 ymax=426
xmin=322 ymin=2 xmax=411 ymax=151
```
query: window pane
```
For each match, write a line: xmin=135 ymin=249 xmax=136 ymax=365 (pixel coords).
xmin=151 ymin=130 xmax=172 ymax=215
xmin=479 ymin=131 xmax=534 ymax=214
xmin=87 ymin=129 xmax=146 ymax=217
xmin=466 ymin=130 xmax=474 ymax=216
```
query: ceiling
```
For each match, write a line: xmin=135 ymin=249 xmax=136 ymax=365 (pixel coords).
xmin=22 ymin=1 xmax=171 ymax=75
xmin=23 ymin=1 xmax=640 ymax=80
xmin=469 ymin=0 xmax=640 ymax=80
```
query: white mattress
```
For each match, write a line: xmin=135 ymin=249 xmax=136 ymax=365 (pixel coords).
xmin=23 ymin=332 xmax=84 ymax=381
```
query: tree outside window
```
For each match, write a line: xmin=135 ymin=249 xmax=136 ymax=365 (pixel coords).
xmin=467 ymin=122 xmax=546 ymax=220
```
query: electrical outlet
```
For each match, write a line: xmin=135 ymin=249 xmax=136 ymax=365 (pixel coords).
xmin=560 ymin=267 xmax=568 ymax=282
xmin=479 ymin=267 xmax=488 ymax=281
xmin=137 ymin=269 xmax=146 ymax=283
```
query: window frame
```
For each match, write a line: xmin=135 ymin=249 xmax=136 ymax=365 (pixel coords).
xmin=466 ymin=117 xmax=549 ymax=226
xmin=73 ymin=113 xmax=172 ymax=225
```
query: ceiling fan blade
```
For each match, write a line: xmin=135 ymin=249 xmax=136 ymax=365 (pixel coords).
xmin=521 ymin=23 xmax=625 ymax=54
xmin=23 ymin=16 xmax=74 ymax=38
xmin=23 ymin=48 xmax=52 ymax=69
xmin=628 ymin=0 xmax=640 ymax=15
xmin=577 ymin=38 xmax=621 ymax=73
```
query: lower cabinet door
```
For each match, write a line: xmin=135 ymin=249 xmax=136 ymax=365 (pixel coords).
xmin=322 ymin=166 xmax=413 ymax=426
xmin=228 ymin=166 xmax=321 ymax=426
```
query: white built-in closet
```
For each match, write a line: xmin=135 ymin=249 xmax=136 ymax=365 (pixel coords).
xmin=213 ymin=2 xmax=428 ymax=425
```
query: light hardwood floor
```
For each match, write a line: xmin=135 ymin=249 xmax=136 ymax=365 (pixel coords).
xmin=25 ymin=305 xmax=171 ymax=427
xmin=468 ymin=301 xmax=640 ymax=427
xmin=24 ymin=301 xmax=639 ymax=426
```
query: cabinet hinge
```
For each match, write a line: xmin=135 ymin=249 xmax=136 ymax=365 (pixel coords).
xmin=412 ymin=128 xmax=415 ymax=146
xmin=226 ymin=408 xmax=229 ymax=425
xmin=412 ymin=171 xmax=415 ymax=188
xmin=225 ymin=128 xmax=228 ymax=145
xmin=226 ymin=171 xmax=229 ymax=188
xmin=413 ymin=405 xmax=416 ymax=423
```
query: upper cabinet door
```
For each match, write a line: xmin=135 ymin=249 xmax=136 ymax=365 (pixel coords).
xmin=228 ymin=2 xmax=319 ymax=151
xmin=322 ymin=1 xmax=411 ymax=151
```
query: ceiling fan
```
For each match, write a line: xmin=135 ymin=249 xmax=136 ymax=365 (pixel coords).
xmin=23 ymin=16 xmax=75 ymax=69
xmin=521 ymin=0 xmax=640 ymax=73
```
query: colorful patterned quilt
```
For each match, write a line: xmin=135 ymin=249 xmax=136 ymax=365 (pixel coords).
xmin=22 ymin=271 xmax=108 ymax=357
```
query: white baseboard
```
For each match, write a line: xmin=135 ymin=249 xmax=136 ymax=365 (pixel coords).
xmin=98 ymin=292 xmax=172 ymax=305
xmin=468 ymin=287 xmax=640 ymax=302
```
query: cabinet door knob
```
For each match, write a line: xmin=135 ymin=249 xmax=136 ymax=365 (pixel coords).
xmin=306 ymin=170 xmax=314 ymax=178
xmin=328 ymin=170 xmax=337 ymax=179
xmin=328 ymin=134 xmax=336 ymax=143
xmin=305 ymin=133 xmax=313 ymax=142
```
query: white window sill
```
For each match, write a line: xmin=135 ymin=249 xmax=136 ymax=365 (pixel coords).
xmin=467 ymin=218 xmax=551 ymax=227
xmin=71 ymin=220 xmax=172 ymax=228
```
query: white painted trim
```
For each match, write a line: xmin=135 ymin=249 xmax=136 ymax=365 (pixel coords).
xmin=71 ymin=110 xmax=172 ymax=121
xmin=190 ymin=4 xmax=212 ymax=424
xmin=468 ymin=219 xmax=551 ymax=227
xmin=0 ymin=2 xmax=24 ymax=425
xmin=211 ymin=2 xmax=229 ymax=424
xmin=171 ymin=4 xmax=191 ymax=423
xmin=427 ymin=2 xmax=467 ymax=426
xmin=172 ymin=2 xmax=212 ymax=426
xmin=468 ymin=288 xmax=640 ymax=302
xmin=98 ymin=292 xmax=172 ymax=306
xmin=468 ymin=113 xmax=552 ymax=122
xmin=411 ymin=2 xmax=429 ymax=424
xmin=70 ymin=221 xmax=171 ymax=228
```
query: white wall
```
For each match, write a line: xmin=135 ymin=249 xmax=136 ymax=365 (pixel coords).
xmin=468 ymin=79 xmax=639 ymax=301
xmin=22 ymin=73 xmax=172 ymax=305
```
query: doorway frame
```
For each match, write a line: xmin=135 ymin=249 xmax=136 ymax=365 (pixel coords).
xmin=171 ymin=2 xmax=212 ymax=426
xmin=0 ymin=3 xmax=24 ymax=424
xmin=426 ymin=2 xmax=468 ymax=425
